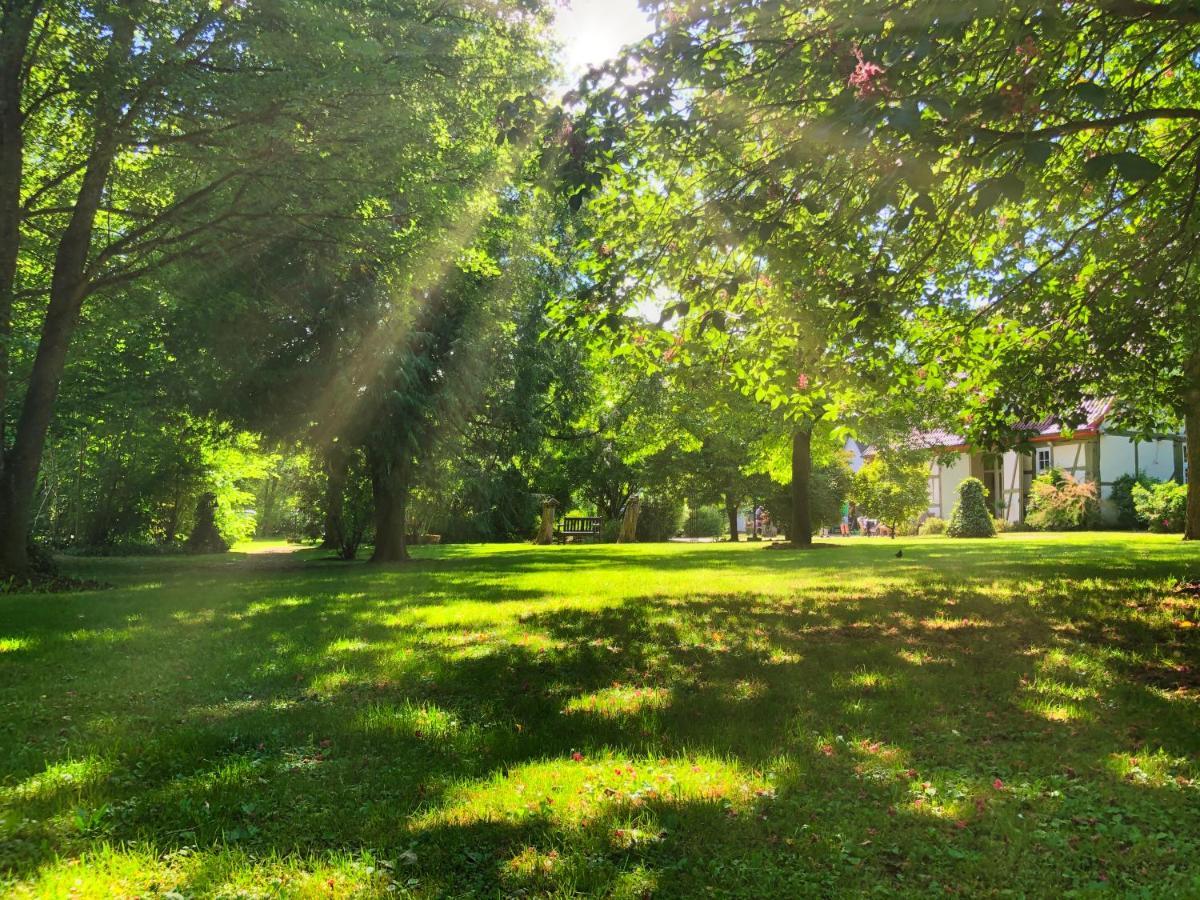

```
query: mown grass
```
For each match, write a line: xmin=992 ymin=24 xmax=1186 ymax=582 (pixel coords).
xmin=1 ymin=534 xmax=1199 ymax=897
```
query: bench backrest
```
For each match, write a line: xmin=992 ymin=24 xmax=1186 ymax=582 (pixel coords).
xmin=558 ymin=516 xmax=603 ymax=534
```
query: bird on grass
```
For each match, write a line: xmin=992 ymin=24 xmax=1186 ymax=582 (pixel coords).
xmin=894 ymin=549 xmax=903 ymax=559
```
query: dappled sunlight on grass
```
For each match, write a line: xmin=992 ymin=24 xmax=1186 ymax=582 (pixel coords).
xmin=414 ymin=753 xmax=776 ymax=831
xmin=0 ymin=534 xmax=1198 ymax=895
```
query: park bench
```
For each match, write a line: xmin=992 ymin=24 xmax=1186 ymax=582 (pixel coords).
xmin=555 ymin=515 xmax=603 ymax=543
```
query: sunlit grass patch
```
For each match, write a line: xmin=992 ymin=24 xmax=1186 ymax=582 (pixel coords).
xmin=416 ymin=754 xmax=776 ymax=831
xmin=563 ymin=684 xmax=672 ymax=718
xmin=0 ymin=636 xmax=33 ymax=653
xmin=836 ymin=669 xmax=900 ymax=692
xmin=355 ymin=700 xmax=463 ymax=741
xmin=3 ymin=757 xmax=114 ymax=804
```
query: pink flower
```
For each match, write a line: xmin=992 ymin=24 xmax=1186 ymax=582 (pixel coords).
xmin=847 ymin=48 xmax=887 ymax=99
xmin=571 ymin=752 xmax=584 ymax=762
xmin=993 ymin=778 xmax=1004 ymax=790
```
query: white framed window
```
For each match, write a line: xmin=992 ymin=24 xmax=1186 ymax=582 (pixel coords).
xmin=1036 ymin=448 xmax=1052 ymax=473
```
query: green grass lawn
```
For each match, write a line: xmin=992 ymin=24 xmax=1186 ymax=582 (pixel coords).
xmin=2 ymin=534 xmax=1199 ymax=897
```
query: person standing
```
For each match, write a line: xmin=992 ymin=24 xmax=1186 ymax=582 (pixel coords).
xmin=840 ymin=499 xmax=851 ymax=536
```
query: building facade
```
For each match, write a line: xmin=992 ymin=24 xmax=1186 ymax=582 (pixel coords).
xmin=920 ymin=401 xmax=1186 ymax=524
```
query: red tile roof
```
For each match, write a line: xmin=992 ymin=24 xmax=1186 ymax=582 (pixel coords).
xmin=915 ymin=398 xmax=1113 ymax=451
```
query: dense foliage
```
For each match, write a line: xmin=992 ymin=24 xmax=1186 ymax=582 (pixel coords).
xmin=3 ymin=0 xmax=1199 ymax=577
xmin=1132 ymin=480 xmax=1189 ymax=534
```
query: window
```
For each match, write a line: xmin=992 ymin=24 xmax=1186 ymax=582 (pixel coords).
xmin=983 ymin=454 xmax=1004 ymax=517
xmin=1036 ymin=448 xmax=1052 ymax=473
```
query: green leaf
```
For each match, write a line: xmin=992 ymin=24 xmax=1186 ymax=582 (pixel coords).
xmin=1021 ymin=141 xmax=1055 ymax=168
xmin=913 ymin=193 xmax=937 ymax=216
xmin=1082 ymin=154 xmax=1117 ymax=181
xmin=1070 ymin=82 xmax=1111 ymax=109
xmin=1112 ymin=151 xmax=1163 ymax=182
xmin=997 ymin=172 xmax=1024 ymax=201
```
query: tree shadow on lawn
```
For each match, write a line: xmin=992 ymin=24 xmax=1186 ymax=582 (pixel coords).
xmin=421 ymin=535 xmax=1200 ymax=582
xmin=3 ymin=566 xmax=1198 ymax=894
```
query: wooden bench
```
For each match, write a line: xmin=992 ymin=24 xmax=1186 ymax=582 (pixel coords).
xmin=556 ymin=516 xmax=603 ymax=543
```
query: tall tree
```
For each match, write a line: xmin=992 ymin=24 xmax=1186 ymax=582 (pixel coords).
xmin=599 ymin=1 xmax=1200 ymax=538
xmin=0 ymin=0 xmax=556 ymax=574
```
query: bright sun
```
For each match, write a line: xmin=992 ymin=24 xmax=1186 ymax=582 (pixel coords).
xmin=551 ymin=0 xmax=654 ymax=84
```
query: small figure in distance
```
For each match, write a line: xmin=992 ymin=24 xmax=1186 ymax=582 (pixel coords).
xmin=840 ymin=499 xmax=851 ymax=537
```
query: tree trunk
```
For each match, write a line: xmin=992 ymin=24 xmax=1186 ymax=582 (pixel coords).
xmin=0 ymin=16 xmax=132 ymax=578
xmin=321 ymin=444 xmax=348 ymax=549
xmin=617 ymin=495 xmax=641 ymax=543
xmin=725 ymin=492 xmax=739 ymax=542
xmin=0 ymin=7 xmax=36 ymax=466
xmin=0 ymin=7 xmax=38 ymax=577
xmin=370 ymin=450 xmax=410 ymax=563
xmin=791 ymin=425 xmax=813 ymax=547
xmin=536 ymin=499 xmax=557 ymax=544
xmin=1185 ymin=391 xmax=1200 ymax=542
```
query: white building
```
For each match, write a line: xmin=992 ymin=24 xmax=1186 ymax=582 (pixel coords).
xmin=925 ymin=400 xmax=1186 ymax=524
xmin=860 ymin=400 xmax=1187 ymax=525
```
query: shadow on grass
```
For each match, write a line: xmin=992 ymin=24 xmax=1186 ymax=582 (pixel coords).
xmin=1 ymin=539 xmax=1198 ymax=894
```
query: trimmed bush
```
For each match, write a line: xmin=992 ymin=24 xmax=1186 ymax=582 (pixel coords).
xmin=946 ymin=478 xmax=996 ymax=538
xmin=1025 ymin=469 xmax=1100 ymax=531
xmin=1111 ymin=473 xmax=1158 ymax=529
xmin=920 ymin=516 xmax=947 ymax=535
xmin=1131 ymin=481 xmax=1187 ymax=533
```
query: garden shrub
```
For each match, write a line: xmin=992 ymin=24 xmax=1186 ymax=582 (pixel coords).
xmin=1110 ymin=473 xmax=1158 ymax=529
xmin=1025 ymin=468 xmax=1100 ymax=531
xmin=920 ymin=516 xmax=947 ymax=535
xmin=946 ymin=478 xmax=996 ymax=538
xmin=1131 ymin=480 xmax=1188 ymax=533
xmin=599 ymin=518 xmax=622 ymax=543
xmin=682 ymin=505 xmax=725 ymax=538
xmin=636 ymin=495 xmax=686 ymax=541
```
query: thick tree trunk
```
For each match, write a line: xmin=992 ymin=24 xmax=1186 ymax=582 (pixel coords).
xmin=370 ymin=451 xmax=410 ymax=563
xmin=791 ymin=425 xmax=813 ymax=547
xmin=536 ymin=499 xmax=557 ymax=544
xmin=0 ymin=16 xmax=131 ymax=578
xmin=0 ymin=8 xmax=38 ymax=577
xmin=1185 ymin=392 xmax=1200 ymax=542
xmin=725 ymin=492 xmax=739 ymax=542
xmin=320 ymin=444 xmax=348 ymax=549
xmin=0 ymin=7 xmax=35 ymax=464
xmin=617 ymin=495 xmax=640 ymax=543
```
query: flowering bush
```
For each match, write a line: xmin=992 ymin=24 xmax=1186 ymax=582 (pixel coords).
xmin=1025 ymin=469 xmax=1100 ymax=531
xmin=1131 ymin=480 xmax=1187 ymax=533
